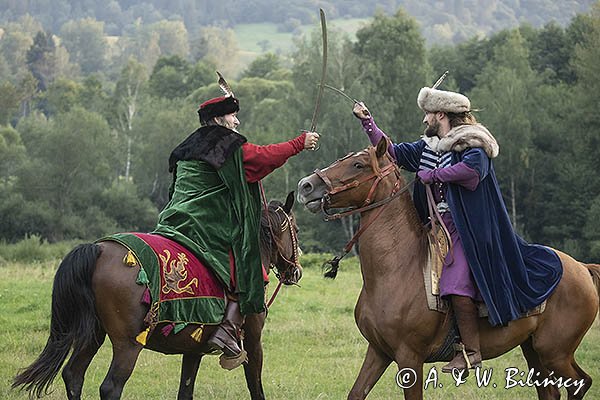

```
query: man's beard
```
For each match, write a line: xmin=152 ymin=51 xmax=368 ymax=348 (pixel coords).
xmin=424 ymin=119 xmax=440 ymax=138
xmin=215 ymin=117 xmax=238 ymax=132
xmin=226 ymin=123 xmax=239 ymax=133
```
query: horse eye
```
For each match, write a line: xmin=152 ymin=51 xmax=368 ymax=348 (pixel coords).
xmin=353 ymin=162 xmax=364 ymax=169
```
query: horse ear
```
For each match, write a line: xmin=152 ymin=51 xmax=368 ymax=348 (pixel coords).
xmin=375 ymin=137 xmax=388 ymax=158
xmin=283 ymin=191 xmax=295 ymax=214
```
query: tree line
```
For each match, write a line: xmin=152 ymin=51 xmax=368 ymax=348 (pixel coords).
xmin=1 ymin=5 xmax=600 ymax=262
xmin=0 ymin=0 xmax=594 ymax=44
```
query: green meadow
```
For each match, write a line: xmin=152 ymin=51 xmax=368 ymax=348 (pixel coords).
xmin=1 ymin=255 xmax=598 ymax=399
xmin=234 ymin=19 xmax=367 ymax=66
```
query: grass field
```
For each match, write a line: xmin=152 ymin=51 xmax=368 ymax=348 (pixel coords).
xmin=234 ymin=18 xmax=368 ymax=70
xmin=1 ymin=257 xmax=599 ymax=399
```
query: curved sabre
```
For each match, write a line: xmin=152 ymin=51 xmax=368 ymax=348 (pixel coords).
xmin=310 ymin=8 xmax=328 ymax=133
xmin=323 ymin=84 xmax=358 ymax=104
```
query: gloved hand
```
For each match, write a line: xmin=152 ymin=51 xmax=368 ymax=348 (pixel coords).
xmin=352 ymin=101 xmax=371 ymax=120
xmin=417 ymin=169 xmax=436 ymax=184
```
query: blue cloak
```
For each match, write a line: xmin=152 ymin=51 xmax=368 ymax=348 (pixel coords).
xmin=393 ymin=140 xmax=563 ymax=326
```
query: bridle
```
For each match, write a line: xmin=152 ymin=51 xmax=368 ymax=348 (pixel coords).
xmin=314 ymin=146 xmax=412 ymax=221
xmin=268 ymin=206 xmax=301 ymax=279
xmin=315 ymin=146 xmax=415 ymax=277
xmin=264 ymin=205 xmax=302 ymax=308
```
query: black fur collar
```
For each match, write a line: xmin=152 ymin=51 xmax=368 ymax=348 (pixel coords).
xmin=169 ymin=125 xmax=247 ymax=171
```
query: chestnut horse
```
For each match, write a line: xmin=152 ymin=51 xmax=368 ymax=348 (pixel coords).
xmin=13 ymin=192 xmax=302 ymax=400
xmin=297 ymin=139 xmax=600 ymax=400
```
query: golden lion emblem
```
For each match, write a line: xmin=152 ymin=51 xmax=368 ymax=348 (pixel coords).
xmin=160 ymin=249 xmax=198 ymax=295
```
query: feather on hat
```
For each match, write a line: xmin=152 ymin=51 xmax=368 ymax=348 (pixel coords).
xmin=197 ymin=72 xmax=239 ymax=123
xmin=417 ymin=87 xmax=470 ymax=114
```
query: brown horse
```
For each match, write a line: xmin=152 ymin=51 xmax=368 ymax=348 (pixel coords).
xmin=297 ymin=139 xmax=600 ymax=400
xmin=12 ymin=192 xmax=302 ymax=400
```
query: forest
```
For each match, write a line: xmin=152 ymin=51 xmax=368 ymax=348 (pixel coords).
xmin=1 ymin=2 xmax=600 ymax=262
xmin=0 ymin=0 xmax=595 ymax=44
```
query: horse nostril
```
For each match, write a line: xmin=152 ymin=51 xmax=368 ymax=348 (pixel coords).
xmin=300 ymin=179 xmax=313 ymax=196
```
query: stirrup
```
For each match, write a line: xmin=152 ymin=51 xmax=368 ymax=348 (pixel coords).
xmin=207 ymin=324 xmax=245 ymax=356
xmin=219 ymin=349 xmax=248 ymax=370
xmin=206 ymin=333 xmax=239 ymax=354
xmin=441 ymin=343 xmax=481 ymax=374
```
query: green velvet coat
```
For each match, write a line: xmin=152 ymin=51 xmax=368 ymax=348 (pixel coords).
xmin=153 ymin=143 xmax=264 ymax=315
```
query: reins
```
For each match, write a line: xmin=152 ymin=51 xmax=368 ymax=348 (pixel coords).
xmin=266 ymin=281 xmax=283 ymax=308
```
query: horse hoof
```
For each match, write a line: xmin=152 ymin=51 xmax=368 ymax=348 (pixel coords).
xmin=219 ymin=349 xmax=248 ymax=370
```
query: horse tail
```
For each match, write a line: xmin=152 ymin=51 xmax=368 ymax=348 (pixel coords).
xmin=584 ymin=263 xmax=600 ymax=307
xmin=12 ymin=243 xmax=102 ymax=398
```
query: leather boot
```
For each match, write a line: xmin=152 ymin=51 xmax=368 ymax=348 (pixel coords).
xmin=442 ymin=295 xmax=482 ymax=374
xmin=207 ymin=300 xmax=245 ymax=358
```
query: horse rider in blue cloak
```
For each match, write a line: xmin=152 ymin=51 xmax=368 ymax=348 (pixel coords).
xmin=352 ymin=85 xmax=562 ymax=373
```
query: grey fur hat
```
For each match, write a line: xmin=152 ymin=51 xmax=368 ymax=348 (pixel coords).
xmin=417 ymin=87 xmax=471 ymax=113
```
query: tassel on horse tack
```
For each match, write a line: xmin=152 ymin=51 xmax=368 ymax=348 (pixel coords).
xmin=125 ymin=250 xmax=151 ymax=286
xmin=190 ymin=326 xmax=203 ymax=342
xmin=141 ymin=287 xmax=151 ymax=305
xmin=135 ymin=327 xmax=150 ymax=346
xmin=323 ymin=256 xmax=341 ymax=279
xmin=136 ymin=268 xmax=149 ymax=285
xmin=174 ymin=323 xmax=188 ymax=334
xmin=123 ymin=250 xmax=137 ymax=266
xmin=161 ymin=323 xmax=175 ymax=337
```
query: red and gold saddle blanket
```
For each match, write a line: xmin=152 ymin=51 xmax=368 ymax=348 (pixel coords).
xmin=100 ymin=232 xmax=226 ymax=343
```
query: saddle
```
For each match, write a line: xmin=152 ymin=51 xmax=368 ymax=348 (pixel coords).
xmin=100 ymin=232 xmax=226 ymax=345
xmin=423 ymin=236 xmax=547 ymax=318
xmin=423 ymin=228 xmax=548 ymax=363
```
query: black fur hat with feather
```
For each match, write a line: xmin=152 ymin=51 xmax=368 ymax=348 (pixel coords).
xmin=197 ymin=71 xmax=239 ymax=124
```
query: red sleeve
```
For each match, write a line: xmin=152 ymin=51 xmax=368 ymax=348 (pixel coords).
xmin=242 ymin=132 xmax=306 ymax=183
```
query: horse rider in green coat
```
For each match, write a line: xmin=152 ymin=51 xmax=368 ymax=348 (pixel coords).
xmin=153 ymin=93 xmax=319 ymax=368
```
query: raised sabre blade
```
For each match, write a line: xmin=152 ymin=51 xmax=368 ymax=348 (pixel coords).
xmin=309 ymin=8 xmax=328 ymax=133
xmin=323 ymin=84 xmax=358 ymax=104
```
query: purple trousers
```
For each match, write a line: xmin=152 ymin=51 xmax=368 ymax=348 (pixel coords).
xmin=439 ymin=212 xmax=481 ymax=300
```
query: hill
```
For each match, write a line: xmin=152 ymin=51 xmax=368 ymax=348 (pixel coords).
xmin=0 ymin=0 xmax=596 ymax=45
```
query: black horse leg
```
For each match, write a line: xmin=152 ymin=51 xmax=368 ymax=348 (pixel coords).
xmin=99 ymin=340 xmax=143 ymax=400
xmin=243 ymin=312 xmax=267 ymax=400
xmin=177 ymin=353 xmax=203 ymax=400
xmin=62 ymin=327 xmax=106 ymax=400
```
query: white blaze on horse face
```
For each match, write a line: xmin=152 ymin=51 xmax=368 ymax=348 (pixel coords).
xmin=325 ymin=151 xmax=368 ymax=173
xmin=345 ymin=150 xmax=371 ymax=171
xmin=350 ymin=150 xmax=369 ymax=160
xmin=321 ymin=152 xmax=356 ymax=173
